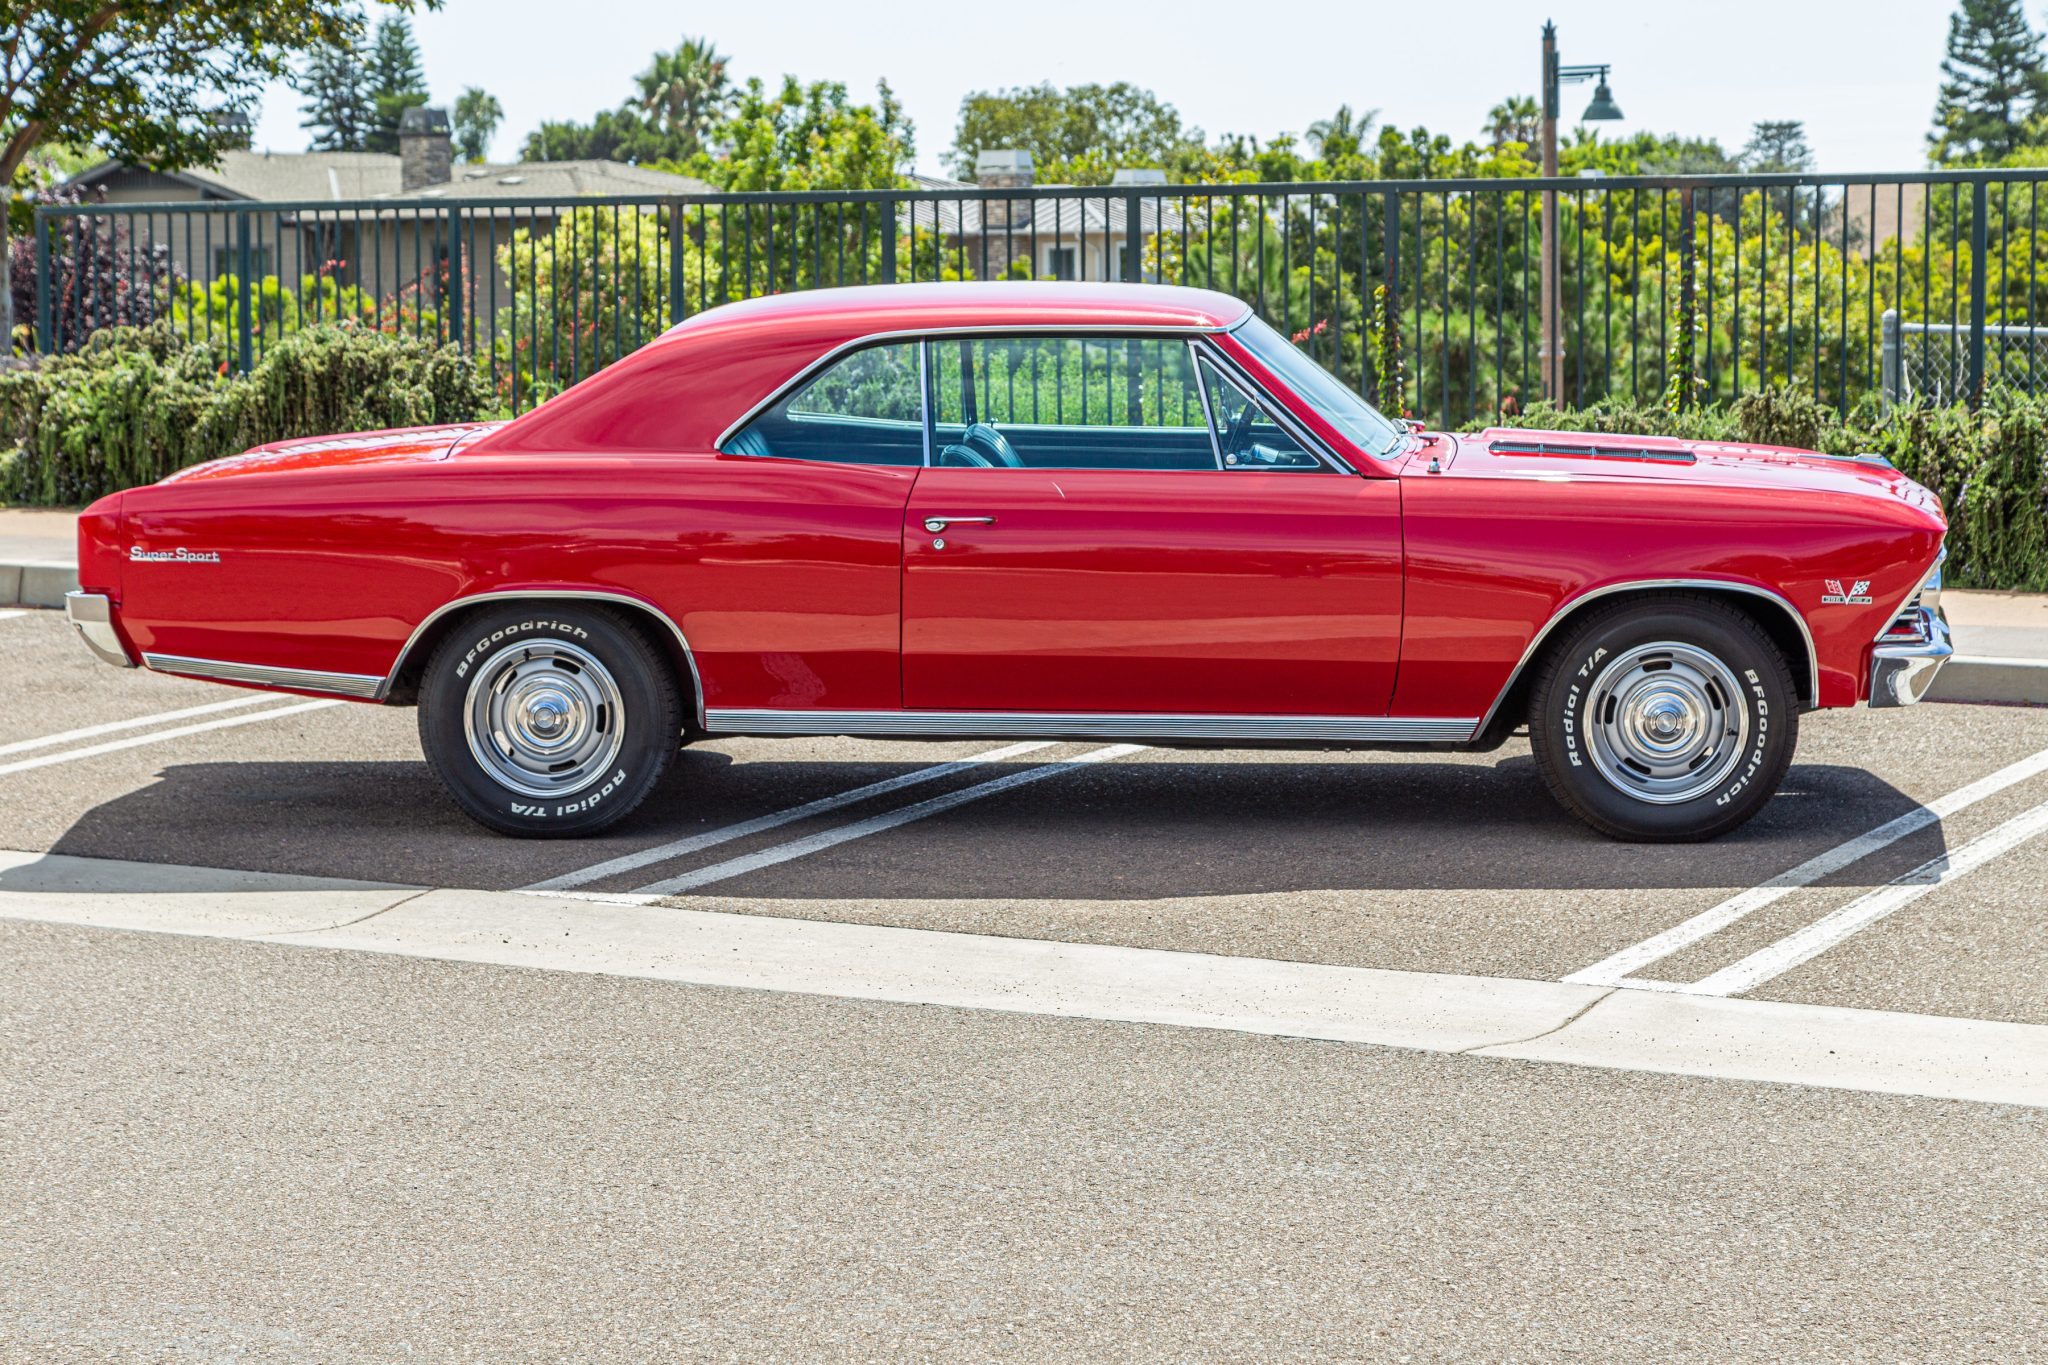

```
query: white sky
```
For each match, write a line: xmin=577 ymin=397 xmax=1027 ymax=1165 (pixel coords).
xmin=250 ymin=0 xmax=1960 ymax=175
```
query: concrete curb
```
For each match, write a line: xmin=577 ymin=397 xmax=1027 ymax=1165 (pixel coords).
xmin=1930 ymin=656 xmax=2048 ymax=707
xmin=5 ymin=848 xmax=2047 ymax=1108
xmin=0 ymin=558 xmax=79 ymax=609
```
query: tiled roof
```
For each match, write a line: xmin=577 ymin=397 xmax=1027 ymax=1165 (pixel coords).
xmin=63 ymin=151 xmax=708 ymax=204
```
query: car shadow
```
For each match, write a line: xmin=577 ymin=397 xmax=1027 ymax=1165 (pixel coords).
xmin=38 ymin=746 xmax=1948 ymax=899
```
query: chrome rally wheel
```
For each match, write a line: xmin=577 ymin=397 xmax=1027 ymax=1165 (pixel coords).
xmin=1581 ymin=642 xmax=1749 ymax=805
xmin=463 ymin=640 xmax=626 ymax=799
xmin=1529 ymin=594 xmax=1798 ymax=842
xmin=418 ymin=603 xmax=682 ymax=838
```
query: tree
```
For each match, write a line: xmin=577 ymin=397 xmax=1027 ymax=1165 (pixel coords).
xmin=522 ymin=106 xmax=682 ymax=164
xmin=1740 ymin=120 xmax=1813 ymax=172
xmin=452 ymin=86 xmax=502 ymax=162
xmin=684 ymin=76 xmax=911 ymax=192
xmin=364 ymin=14 xmax=429 ymax=154
xmin=1484 ymin=96 xmax=1540 ymax=149
xmin=1929 ymin=0 xmax=2047 ymax=163
xmin=299 ymin=35 xmax=372 ymax=152
xmin=635 ymin=37 xmax=731 ymax=159
xmin=1306 ymin=104 xmax=1378 ymax=160
xmin=948 ymin=82 xmax=1202 ymax=184
xmin=1 ymin=1 xmax=434 ymax=351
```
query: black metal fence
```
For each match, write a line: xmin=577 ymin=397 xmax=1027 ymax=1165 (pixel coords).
xmin=34 ymin=169 xmax=2048 ymax=424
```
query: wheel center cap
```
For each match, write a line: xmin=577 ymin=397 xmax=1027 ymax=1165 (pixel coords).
xmin=522 ymin=691 xmax=573 ymax=740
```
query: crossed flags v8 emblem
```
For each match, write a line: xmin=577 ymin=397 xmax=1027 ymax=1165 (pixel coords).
xmin=1821 ymin=578 xmax=1873 ymax=605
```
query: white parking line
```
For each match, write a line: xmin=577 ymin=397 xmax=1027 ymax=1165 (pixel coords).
xmin=522 ymin=741 xmax=1059 ymax=892
xmin=0 ymin=609 xmax=28 ymax=622
xmin=0 ymin=699 xmax=341 ymax=777
xmin=0 ymin=695 xmax=283 ymax=760
xmin=624 ymin=743 xmax=1145 ymax=899
xmin=1565 ymin=743 xmax=2048 ymax=987
xmin=1688 ymin=795 xmax=2048 ymax=997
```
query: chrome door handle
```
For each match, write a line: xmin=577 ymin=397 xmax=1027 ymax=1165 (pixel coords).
xmin=923 ymin=516 xmax=995 ymax=534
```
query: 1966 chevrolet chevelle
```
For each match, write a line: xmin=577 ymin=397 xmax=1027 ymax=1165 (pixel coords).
xmin=65 ymin=282 xmax=1950 ymax=841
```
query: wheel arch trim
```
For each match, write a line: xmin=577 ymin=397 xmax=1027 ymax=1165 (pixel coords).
xmin=1472 ymin=578 xmax=1820 ymax=738
xmin=383 ymin=588 xmax=706 ymax=728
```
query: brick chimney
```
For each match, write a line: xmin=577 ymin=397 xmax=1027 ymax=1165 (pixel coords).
xmin=974 ymin=149 xmax=1034 ymax=279
xmin=399 ymin=106 xmax=452 ymax=190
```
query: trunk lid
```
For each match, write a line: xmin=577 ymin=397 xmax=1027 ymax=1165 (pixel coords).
xmin=159 ymin=421 xmax=502 ymax=486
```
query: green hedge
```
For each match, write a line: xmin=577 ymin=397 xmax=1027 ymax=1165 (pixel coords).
xmin=0 ymin=323 xmax=494 ymax=507
xmin=1498 ymin=389 xmax=2048 ymax=591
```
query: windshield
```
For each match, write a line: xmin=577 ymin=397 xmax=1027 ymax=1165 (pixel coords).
xmin=1229 ymin=315 xmax=1410 ymax=460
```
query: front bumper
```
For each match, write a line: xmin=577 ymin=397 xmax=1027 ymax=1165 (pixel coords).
xmin=1869 ymin=605 xmax=1951 ymax=707
xmin=65 ymin=591 xmax=136 ymax=668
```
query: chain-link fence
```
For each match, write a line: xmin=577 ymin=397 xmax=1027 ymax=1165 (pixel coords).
xmin=1882 ymin=309 xmax=2048 ymax=409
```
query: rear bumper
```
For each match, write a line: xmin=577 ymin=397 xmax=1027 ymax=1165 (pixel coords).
xmin=1868 ymin=606 xmax=1951 ymax=707
xmin=65 ymin=591 xmax=136 ymax=669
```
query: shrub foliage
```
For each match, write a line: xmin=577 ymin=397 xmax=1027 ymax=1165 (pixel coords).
xmin=0 ymin=322 xmax=491 ymax=506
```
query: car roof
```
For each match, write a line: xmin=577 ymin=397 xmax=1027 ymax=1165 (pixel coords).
xmin=663 ymin=281 xmax=1255 ymax=337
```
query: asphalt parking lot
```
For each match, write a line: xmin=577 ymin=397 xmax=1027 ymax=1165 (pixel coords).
xmin=5 ymin=601 xmax=2048 ymax=1358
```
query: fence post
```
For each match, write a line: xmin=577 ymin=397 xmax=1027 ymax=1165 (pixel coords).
xmin=1123 ymin=192 xmax=1142 ymax=282
xmin=34 ymin=211 xmax=53 ymax=355
xmin=1880 ymin=309 xmax=1900 ymax=413
xmin=234 ymin=209 xmax=253 ymax=374
xmin=445 ymin=206 xmax=464 ymax=349
xmin=667 ymin=199 xmax=686 ymax=324
xmin=1676 ymin=187 xmax=1698 ymax=412
xmin=880 ymin=198 xmax=897 ymax=284
xmin=1967 ymin=178 xmax=1988 ymax=407
xmin=1380 ymin=190 xmax=1399 ymax=408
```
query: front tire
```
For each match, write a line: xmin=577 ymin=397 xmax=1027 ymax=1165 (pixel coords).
xmin=417 ymin=603 xmax=682 ymax=838
xmin=1528 ymin=594 xmax=1798 ymax=842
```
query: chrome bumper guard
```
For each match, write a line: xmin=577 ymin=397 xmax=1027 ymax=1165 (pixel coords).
xmin=1869 ymin=605 xmax=1951 ymax=707
xmin=65 ymin=591 xmax=136 ymax=669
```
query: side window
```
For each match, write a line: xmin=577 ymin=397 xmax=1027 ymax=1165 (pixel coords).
xmin=724 ymin=342 xmax=924 ymax=466
xmin=929 ymin=336 xmax=1216 ymax=471
xmin=1198 ymin=359 xmax=1324 ymax=470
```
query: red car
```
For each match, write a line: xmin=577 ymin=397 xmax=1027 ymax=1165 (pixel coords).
xmin=65 ymin=283 xmax=1950 ymax=841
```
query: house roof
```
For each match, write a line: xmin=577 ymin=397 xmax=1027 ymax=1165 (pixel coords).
xmin=62 ymin=149 xmax=709 ymax=204
xmin=384 ymin=160 xmax=712 ymax=201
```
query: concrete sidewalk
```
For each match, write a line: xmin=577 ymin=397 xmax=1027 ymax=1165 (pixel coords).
xmin=2 ymin=505 xmax=2044 ymax=701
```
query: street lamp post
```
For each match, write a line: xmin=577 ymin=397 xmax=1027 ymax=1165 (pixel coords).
xmin=1540 ymin=21 xmax=1623 ymax=403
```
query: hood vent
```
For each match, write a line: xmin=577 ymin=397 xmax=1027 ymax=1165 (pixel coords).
xmin=1488 ymin=439 xmax=1697 ymax=467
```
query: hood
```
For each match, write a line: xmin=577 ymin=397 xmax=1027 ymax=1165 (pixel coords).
xmin=1445 ymin=426 xmax=1945 ymax=521
xmin=159 ymin=421 xmax=503 ymax=485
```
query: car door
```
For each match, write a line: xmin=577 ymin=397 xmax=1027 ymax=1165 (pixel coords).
xmin=902 ymin=334 xmax=1402 ymax=717
xmin=699 ymin=339 xmax=924 ymax=710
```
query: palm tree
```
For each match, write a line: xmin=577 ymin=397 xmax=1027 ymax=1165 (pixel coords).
xmin=1305 ymin=104 xmax=1379 ymax=158
xmin=636 ymin=37 xmax=733 ymax=157
xmin=1485 ymin=96 xmax=1541 ymax=148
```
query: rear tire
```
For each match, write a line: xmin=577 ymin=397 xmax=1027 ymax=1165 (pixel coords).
xmin=417 ymin=603 xmax=681 ymax=838
xmin=1528 ymin=594 xmax=1798 ymax=842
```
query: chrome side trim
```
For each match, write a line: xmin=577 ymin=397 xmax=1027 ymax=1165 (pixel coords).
xmin=715 ymin=319 xmax=1242 ymax=452
xmin=382 ymin=589 xmax=707 ymax=728
xmin=1471 ymin=579 xmax=1823 ymax=737
xmin=64 ymin=591 xmax=136 ymax=669
xmin=1869 ymin=606 xmax=1953 ymax=708
xmin=144 ymin=653 xmax=383 ymax=698
xmin=706 ymin=708 xmax=1478 ymax=744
